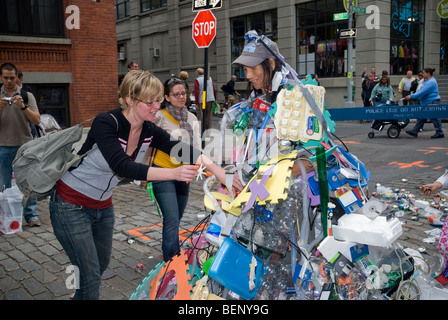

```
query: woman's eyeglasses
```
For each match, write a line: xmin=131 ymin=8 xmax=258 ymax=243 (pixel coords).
xmin=171 ymin=92 xmax=187 ymax=98
xmin=138 ymin=98 xmax=164 ymax=107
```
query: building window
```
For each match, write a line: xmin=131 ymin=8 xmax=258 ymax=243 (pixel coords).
xmin=297 ymin=0 xmax=351 ymax=78
xmin=390 ymin=0 xmax=424 ymax=75
xmin=29 ymin=84 xmax=70 ymax=128
xmin=141 ymin=0 xmax=167 ymax=13
xmin=0 ymin=0 xmax=64 ymax=38
xmin=116 ymin=0 xmax=130 ymax=19
xmin=230 ymin=10 xmax=278 ymax=81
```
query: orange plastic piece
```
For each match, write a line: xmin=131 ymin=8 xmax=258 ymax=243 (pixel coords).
xmin=148 ymin=251 xmax=193 ymax=300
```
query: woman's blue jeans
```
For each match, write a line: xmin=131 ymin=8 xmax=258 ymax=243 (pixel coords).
xmin=409 ymin=100 xmax=444 ymax=135
xmin=152 ymin=179 xmax=189 ymax=262
xmin=49 ymin=190 xmax=115 ymax=300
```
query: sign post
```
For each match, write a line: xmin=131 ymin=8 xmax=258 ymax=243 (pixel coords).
xmin=192 ymin=6 xmax=217 ymax=135
xmin=344 ymin=0 xmax=355 ymax=108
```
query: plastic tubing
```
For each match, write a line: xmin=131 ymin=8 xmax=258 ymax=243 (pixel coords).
xmin=203 ymin=176 xmax=220 ymax=212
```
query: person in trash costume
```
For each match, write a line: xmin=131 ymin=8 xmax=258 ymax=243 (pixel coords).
xmin=133 ymin=32 xmax=416 ymax=301
xmin=210 ymin=30 xmax=372 ymax=300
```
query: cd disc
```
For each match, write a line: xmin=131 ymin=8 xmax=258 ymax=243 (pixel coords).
xmin=362 ymin=199 xmax=384 ymax=219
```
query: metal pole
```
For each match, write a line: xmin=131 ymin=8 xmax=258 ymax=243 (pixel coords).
xmin=201 ymin=0 xmax=210 ymax=136
xmin=344 ymin=0 xmax=355 ymax=107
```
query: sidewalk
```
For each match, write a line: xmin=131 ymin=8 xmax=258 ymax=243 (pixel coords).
xmin=0 ymin=169 xmax=443 ymax=300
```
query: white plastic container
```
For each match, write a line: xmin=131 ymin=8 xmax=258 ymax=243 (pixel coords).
xmin=332 ymin=213 xmax=402 ymax=247
xmin=205 ymin=210 xmax=234 ymax=247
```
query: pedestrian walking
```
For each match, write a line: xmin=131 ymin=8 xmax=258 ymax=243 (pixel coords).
xmin=405 ymin=68 xmax=444 ymax=139
xmin=194 ymin=68 xmax=216 ymax=130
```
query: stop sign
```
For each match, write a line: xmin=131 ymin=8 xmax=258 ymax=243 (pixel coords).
xmin=192 ymin=10 xmax=216 ymax=48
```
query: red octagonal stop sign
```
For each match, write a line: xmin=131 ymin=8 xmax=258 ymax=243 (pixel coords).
xmin=192 ymin=10 xmax=216 ymax=48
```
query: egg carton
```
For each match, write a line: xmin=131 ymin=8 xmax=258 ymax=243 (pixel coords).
xmin=274 ymin=85 xmax=326 ymax=143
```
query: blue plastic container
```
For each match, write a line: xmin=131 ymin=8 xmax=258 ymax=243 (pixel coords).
xmin=208 ymin=238 xmax=266 ymax=300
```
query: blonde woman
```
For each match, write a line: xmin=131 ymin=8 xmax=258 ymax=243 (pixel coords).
xmin=49 ymin=70 xmax=241 ymax=300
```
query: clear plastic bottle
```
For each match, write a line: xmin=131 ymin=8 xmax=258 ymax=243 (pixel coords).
xmin=376 ymin=184 xmax=395 ymax=198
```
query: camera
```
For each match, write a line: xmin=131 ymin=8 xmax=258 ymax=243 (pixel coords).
xmin=4 ymin=97 xmax=13 ymax=105
xmin=375 ymin=92 xmax=382 ymax=102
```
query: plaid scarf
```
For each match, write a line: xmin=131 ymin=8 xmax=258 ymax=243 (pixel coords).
xmin=166 ymin=105 xmax=194 ymax=146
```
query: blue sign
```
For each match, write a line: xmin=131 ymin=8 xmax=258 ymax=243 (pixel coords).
xmin=328 ymin=104 xmax=448 ymax=121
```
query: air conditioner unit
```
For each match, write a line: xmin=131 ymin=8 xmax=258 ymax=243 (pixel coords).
xmin=118 ymin=52 xmax=125 ymax=61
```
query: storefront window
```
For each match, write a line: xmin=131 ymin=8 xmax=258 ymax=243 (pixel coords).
xmin=230 ymin=10 xmax=278 ymax=81
xmin=297 ymin=0 xmax=351 ymax=78
xmin=390 ymin=0 xmax=424 ymax=75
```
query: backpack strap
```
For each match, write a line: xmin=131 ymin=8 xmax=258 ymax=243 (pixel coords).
xmin=20 ymin=88 xmax=29 ymax=105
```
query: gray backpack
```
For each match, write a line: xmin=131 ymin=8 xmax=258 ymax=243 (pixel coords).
xmin=12 ymin=118 xmax=93 ymax=207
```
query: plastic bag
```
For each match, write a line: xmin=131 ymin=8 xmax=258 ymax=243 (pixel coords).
xmin=0 ymin=185 xmax=23 ymax=234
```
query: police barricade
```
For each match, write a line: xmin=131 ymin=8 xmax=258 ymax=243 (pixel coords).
xmin=328 ymin=104 xmax=448 ymax=121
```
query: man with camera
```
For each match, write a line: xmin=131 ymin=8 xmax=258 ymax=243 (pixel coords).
xmin=0 ymin=62 xmax=41 ymax=227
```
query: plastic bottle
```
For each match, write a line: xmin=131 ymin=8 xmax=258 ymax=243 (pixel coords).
xmin=232 ymin=111 xmax=251 ymax=136
xmin=376 ymin=184 xmax=395 ymax=198
xmin=252 ymin=96 xmax=270 ymax=127
xmin=428 ymin=215 xmax=444 ymax=225
xmin=205 ymin=209 xmax=231 ymax=247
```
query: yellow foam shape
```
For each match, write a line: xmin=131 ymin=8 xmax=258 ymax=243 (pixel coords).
xmin=226 ymin=150 xmax=298 ymax=213
xmin=204 ymin=192 xmax=241 ymax=216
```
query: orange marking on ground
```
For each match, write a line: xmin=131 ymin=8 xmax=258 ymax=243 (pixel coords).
xmin=128 ymin=223 xmax=163 ymax=241
xmin=416 ymin=149 xmax=436 ymax=155
xmin=178 ymin=223 xmax=207 ymax=243
xmin=128 ymin=222 xmax=207 ymax=242
xmin=388 ymin=161 xmax=430 ymax=169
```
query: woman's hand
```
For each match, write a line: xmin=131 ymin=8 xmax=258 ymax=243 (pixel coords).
xmin=214 ymin=168 xmax=243 ymax=193
xmin=174 ymin=165 xmax=200 ymax=182
xmin=420 ymin=182 xmax=442 ymax=196
xmin=196 ymin=154 xmax=243 ymax=192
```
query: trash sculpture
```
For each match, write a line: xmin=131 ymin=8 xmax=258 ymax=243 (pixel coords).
xmin=131 ymin=32 xmax=448 ymax=301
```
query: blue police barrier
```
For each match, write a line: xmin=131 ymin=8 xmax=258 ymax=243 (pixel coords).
xmin=328 ymin=104 xmax=448 ymax=121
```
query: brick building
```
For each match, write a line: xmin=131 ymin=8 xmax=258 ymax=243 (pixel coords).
xmin=0 ymin=0 xmax=118 ymax=127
